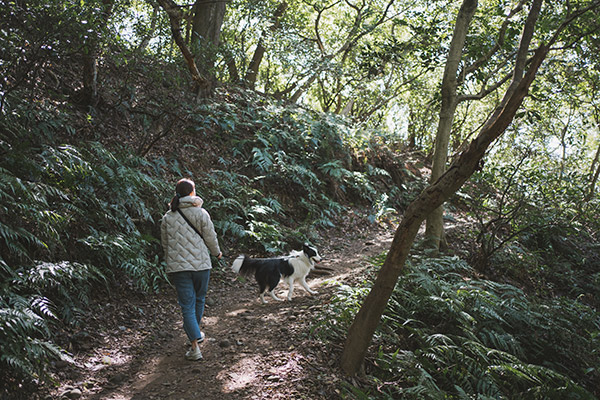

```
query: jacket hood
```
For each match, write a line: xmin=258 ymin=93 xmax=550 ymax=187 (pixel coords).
xmin=179 ymin=195 xmax=204 ymax=209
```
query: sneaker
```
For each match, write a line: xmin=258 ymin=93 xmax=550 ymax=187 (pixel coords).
xmin=185 ymin=346 xmax=203 ymax=361
xmin=197 ymin=331 xmax=205 ymax=343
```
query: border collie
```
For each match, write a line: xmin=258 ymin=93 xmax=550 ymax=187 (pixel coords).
xmin=231 ymin=244 xmax=322 ymax=303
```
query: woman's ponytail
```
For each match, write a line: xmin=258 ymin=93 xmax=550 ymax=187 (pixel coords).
xmin=169 ymin=193 xmax=181 ymax=212
xmin=169 ymin=179 xmax=194 ymax=212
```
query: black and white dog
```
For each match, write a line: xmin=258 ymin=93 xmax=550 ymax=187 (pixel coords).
xmin=231 ymin=244 xmax=323 ymax=303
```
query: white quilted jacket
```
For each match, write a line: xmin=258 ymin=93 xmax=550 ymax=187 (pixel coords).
xmin=160 ymin=196 xmax=221 ymax=273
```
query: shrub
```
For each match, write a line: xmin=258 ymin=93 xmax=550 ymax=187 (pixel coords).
xmin=315 ymin=255 xmax=600 ymax=399
xmin=0 ymin=104 xmax=170 ymax=385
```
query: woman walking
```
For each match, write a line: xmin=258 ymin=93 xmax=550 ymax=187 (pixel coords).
xmin=161 ymin=178 xmax=222 ymax=360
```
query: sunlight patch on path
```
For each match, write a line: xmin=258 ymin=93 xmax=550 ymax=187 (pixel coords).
xmin=225 ymin=308 xmax=251 ymax=317
xmin=85 ymin=350 xmax=132 ymax=371
xmin=217 ymin=355 xmax=262 ymax=392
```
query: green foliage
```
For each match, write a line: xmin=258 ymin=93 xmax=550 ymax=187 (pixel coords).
xmin=185 ymin=91 xmax=408 ymax=253
xmin=14 ymin=261 xmax=106 ymax=323
xmin=1 ymin=0 xmax=118 ymax=109
xmin=193 ymin=168 xmax=291 ymax=253
xmin=316 ymin=255 xmax=600 ymax=398
xmin=0 ymin=292 xmax=73 ymax=382
xmin=0 ymin=99 xmax=171 ymax=385
xmin=0 ymin=259 xmax=96 ymax=381
xmin=2 ymin=0 xmax=600 ymax=396
xmin=461 ymin=140 xmax=600 ymax=299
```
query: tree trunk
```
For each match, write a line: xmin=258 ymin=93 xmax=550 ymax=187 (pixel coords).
xmin=81 ymin=53 xmax=98 ymax=107
xmin=137 ymin=4 xmax=158 ymax=53
xmin=80 ymin=0 xmax=114 ymax=107
xmin=558 ymin=110 xmax=573 ymax=180
xmin=156 ymin=0 xmax=211 ymax=95
xmin=226 ymin=53 xmax=240 ymax=83
xmin=191 ymin=0 xmax=226 ymax=79
xmin=425 ymin=0 xmax=478 ymax=251
xmin=245 ymin=2 xmax=287 ymax=89
xmin=340 ymin=18 xmax=548 ymax=377
xmin=245 ymin=38 xmax=266 ymax=88
xmin=290 ymin=71 xmax=321 ymax=103
xmin=340 ymin=98 xmax=354 ymax=116
xmin=587 ymin=141 xmax=600 ymax=201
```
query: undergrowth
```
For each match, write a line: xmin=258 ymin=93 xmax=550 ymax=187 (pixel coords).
xmin=177 ymin=88 xmax=408 ymax=253
xmin=315 ymin=255 xmax=600 ymax=399
xmin=0 ymin=99 xmax=172 ymax=388
xmin=0 ymin=81 xmax=410 ymax=390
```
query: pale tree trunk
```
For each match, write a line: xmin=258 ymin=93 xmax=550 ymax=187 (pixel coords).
xmin=245 ymin=2 xmax=287 ymax=89
xmin=558 ymin=109 xmax=573 ymax=180
xmin=290 ymin=71 xmax=322 ymax=103
xmin=425 ymin=0 xmax=478 ymax=251
xmin=407 ymin=108 xmax=418 ymax=148
xmin=81 ymin=53 xmax=99 ymax=107
xmin=585 ymin=108 xmax=600 ymax=201
xmin=340 ymin=98 xmax=354 ymax=116
xmin=81 ymin=0 xmax=114 ymax=107
xmin=340 ymin=0 xmax=545 ymax=376
xmin=137 ymin=3 xmax=159 ymax=53
xmin=587 ymin=141 xmax=600 ymax=201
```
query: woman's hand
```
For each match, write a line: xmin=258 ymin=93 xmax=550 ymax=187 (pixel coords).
xmin=217 ymin=252 xmax=222 ymax=259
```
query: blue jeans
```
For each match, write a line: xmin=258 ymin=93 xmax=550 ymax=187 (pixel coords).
xmin=170 ymin=270 xmax=210 ymax=342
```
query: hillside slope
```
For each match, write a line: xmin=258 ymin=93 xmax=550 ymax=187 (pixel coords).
xmin=1 ymin=49 xmax=422 ymax=398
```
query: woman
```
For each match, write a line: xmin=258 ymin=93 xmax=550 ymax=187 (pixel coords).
xmin=161 ymin=178 xmax=222 ymax=361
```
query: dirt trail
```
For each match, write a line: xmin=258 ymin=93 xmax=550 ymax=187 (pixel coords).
xmin=52 ymin=219 xmax=394 ymax=400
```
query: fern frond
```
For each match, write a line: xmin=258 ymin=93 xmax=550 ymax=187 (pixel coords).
xmin=251 ymin=147 xmax=274 ymax=172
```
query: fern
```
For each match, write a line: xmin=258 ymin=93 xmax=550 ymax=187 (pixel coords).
xmin=13 ymin=261 xmax=106 ymax=323
xmin=319 ymin=160 xmax=350 ymax=179
xmin=251 ymin=147 xmax=275 ymax=172
xmin=1 ymin=120 xmax=170 ymax=384
xmin=0 ymin=293 xmax=68 ymax=381
xmin=246 ymin=221 xmax=285 ymax=253
xmin=318 ymin=255 xmax=600 ymax=398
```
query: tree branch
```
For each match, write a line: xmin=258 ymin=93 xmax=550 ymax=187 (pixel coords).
xmin=546 ymin=0 xmax=600 ymax=48
xmin=340 ymin=5 xmax=550 ymax=373
xmin=156 ymin=0 xmax=210 ymax=91
xmin=290 ymin=0 xmax=396 ymax=102
xmin=461 ymin=0 xmax=526 ymax=79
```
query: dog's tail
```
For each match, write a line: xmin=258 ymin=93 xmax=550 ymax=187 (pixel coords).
xmin=231 ymin=254 xmax=259 ymax=277
xmin=231 ymin=255 xmax=246 ymax=274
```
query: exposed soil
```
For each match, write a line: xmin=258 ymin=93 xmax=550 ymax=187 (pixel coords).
xmin=47 ymin=212 xmax=395 ymax=400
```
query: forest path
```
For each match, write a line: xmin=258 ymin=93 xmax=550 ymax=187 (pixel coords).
xmin=67 ymin=217 xmax=394 ymax=400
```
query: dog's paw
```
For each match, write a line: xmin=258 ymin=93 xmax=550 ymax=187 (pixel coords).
xmin=271 ymin=292 xmax=284 ymax=302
